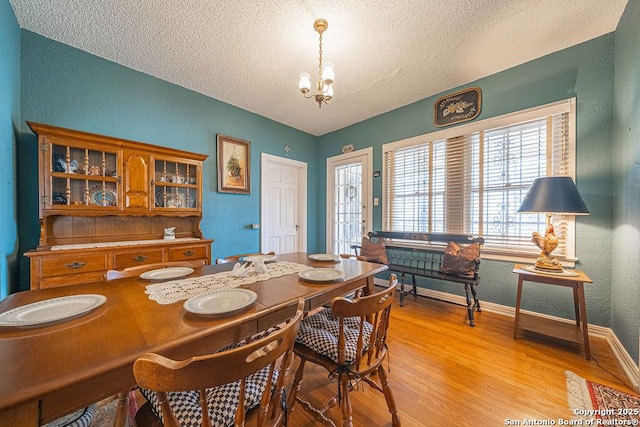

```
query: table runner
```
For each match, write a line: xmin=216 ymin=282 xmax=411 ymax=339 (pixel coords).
xmin=145 ymin=261 xmax=310 ymax=304
xmin=51 ymin=237 xmax=200 ymax=251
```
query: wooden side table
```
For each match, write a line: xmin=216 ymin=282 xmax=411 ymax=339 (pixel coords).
xmin=512 ymin=264 xmax=593 ymax=360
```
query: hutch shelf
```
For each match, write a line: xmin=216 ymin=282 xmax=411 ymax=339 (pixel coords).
xmin=25 ymin=122 xmax=213 ymax=289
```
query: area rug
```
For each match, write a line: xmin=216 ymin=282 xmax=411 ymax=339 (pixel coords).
xmin=89 ymin=391 xmax=138 ymax=427
xmin=565 ymin=370 xmax=640 ymax=424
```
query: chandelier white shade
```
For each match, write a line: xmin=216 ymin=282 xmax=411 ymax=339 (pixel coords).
xmin=298 ymin=73 xmax=311 ymax=91
xmin=322 ymin=63 xmax=334 ymax=84
xmin=299 ymin=19 xmax=334 ymax=107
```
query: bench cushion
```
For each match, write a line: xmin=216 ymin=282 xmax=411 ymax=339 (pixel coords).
xmin=439 ymin=241 xmax=480 ymax=279
xmin=360 ymin=236 xmax=389 ymax=264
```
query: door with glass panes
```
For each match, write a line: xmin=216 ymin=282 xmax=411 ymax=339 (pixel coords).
xmin=326 ymin=148 xmax=372 ymax=255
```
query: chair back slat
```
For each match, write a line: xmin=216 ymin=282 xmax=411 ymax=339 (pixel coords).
xmin=155 ymin=390 xmax=182 ymax=427
xmin=134 ymin=299 xmax=304 ymax=427
xmin=255 ymin=364 xmax=274 ymax=425
xmin=235 ymin=379 xmax=247 ymax=426
xmin=337 ymin=318 xmax=346 ymax=366
xmin=366 ymin=311 xmax=381 ymax=365
xmin=199 ymin=389 xmax=212 ymax=427
xmin=356 ymin=315 xmax=367 ymax=368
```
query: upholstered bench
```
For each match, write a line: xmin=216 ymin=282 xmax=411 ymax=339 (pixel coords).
xmin=352 ymin=231 xmax=484 ymax=326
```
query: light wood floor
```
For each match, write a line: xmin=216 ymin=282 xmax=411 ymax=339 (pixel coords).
xmin=287 ymin=292 xmax=636 ymax=426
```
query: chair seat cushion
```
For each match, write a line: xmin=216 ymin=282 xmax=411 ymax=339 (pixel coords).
xmin=296 ymin=308 xmax=373 ymax=364
xmin=41 ymin=404 xmax=98 ymax=427
xmin=140 ymin=366 xmax=277 ymax=427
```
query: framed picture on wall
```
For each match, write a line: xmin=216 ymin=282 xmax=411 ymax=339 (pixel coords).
xmin=217 ymin=134 xmax=251 ymax=194
xmin=434 ymin=87 xmax=481 ymax=127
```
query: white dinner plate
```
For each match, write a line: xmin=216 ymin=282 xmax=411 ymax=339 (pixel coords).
xmin=298 ymin=268 xmax=345 ymax=283
xmin=139 ymin=267 xmax=194 ymax=280
xmin=183 ymin=289 xmax=258 ymax=315
xmin=241 ymin=254 xmax=277 ymax=263
xmin=308 ymin=253 xmax=340 ymax=262
xmin=0 ymin=294 xmax=107 ymax=327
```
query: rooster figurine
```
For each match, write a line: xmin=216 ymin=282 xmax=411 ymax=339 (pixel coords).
xmin=531 ymin=223 xmax=562 ymax=272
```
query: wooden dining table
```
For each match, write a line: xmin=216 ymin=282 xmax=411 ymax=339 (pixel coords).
xmin=0 ymin=252 xmax=387 ymax=426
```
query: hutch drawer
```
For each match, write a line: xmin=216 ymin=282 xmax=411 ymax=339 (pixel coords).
xmin=168 ymin=244 xmax=210 ymax=261
xmin=40 ymin=254 xmax=108 ymax=278
xmin=114 ymin=249 xmax=164 ymax=269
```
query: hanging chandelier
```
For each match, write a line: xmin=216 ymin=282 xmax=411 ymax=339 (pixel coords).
xmin=298 ymin=18 xmax=335 ymax=108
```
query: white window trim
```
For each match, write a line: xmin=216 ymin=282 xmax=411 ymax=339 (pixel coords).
xmin=381 ymin=98 xmax=578 ymax=266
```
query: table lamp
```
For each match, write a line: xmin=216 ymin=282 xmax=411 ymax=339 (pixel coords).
xmin=517 ymin=177 xmax=589 ymax=272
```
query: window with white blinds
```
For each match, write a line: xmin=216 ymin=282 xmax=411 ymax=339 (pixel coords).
xmin=382 ymin=99 xmax=577 ymax=260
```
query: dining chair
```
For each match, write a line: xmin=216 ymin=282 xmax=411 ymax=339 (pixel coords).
xmin=339 ymin=253 xmax=368 ymax=261
xmin=288 ymin=274 xmax=401 ymax=427
xmin=104 ymin=259 xmax=207 ymax=426
xmin=104 ymin=259 xmax=206 ymax=280
xmin=215 ymin=251 xmax=276 ymax=264
xmin=132 ymin=298 xmax=305 ymax=427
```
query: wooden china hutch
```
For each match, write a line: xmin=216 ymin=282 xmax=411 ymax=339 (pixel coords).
xmin=24 ymin=122 xmax=213 ymax=289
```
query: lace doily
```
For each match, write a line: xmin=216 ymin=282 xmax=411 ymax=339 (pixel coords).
xmin=145 ymin=261 xmax=311 ymax=305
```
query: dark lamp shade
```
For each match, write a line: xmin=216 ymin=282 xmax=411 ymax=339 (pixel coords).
xmin=517 ymin=177 xmax=589 ymax=215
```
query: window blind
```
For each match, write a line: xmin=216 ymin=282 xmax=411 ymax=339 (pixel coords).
xmin=382 ymin=99 xmax=576 ymax=259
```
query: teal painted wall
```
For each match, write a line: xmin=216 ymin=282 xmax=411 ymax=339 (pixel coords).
xmin=613 ymin=0 xmax=640 ymax=364
xmin=318 ymin=35 xmax=616 ymax=329
xmin=17 ymin=31 xmax=320 ymax=291
xmin=6 ymin=3 xmax=636 ymax=364
xmin=0 ymin=0 xmax=20 ymax=298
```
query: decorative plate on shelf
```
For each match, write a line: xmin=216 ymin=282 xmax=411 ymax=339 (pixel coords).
xmin=89 ymin=185 xmax=117 ymax=207
xmin=298 ymin=268 xmax=344 ymax=283
xmin=0 ymin=294 xmax=107 ymax=327
xmin=155 ymin=190 xmax=186 ymax=208
xmin=183 ymin=289 xmax=257 ymax=315
xmin=155 ymin=189 xmax=165 ymax=207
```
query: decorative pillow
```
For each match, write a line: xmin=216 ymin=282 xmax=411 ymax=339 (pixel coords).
xmin=439 ymin=241 xmax=480 ymax=279
xmin=360 ymin=237 xmax=389 ymax=264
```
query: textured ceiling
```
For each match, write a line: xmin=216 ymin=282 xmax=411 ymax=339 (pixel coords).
xmin=10 ymin=0 xmax=628 ymax=136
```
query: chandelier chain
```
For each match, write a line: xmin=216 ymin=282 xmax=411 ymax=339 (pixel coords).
xmin=318 ymin=32 xmax=323 ymax=80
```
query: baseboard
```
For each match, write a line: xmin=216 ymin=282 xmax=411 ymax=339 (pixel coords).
xmin=376 ymin=278 xmax=640 ymax=393
xmin=601 ymin=329 xmax=640 ymax=392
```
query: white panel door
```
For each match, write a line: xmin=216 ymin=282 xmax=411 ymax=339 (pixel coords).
xmin=261 ymin=154 xmax=307 ymax=254
xmin=327 ymin=148 xmax=372 ymax=254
